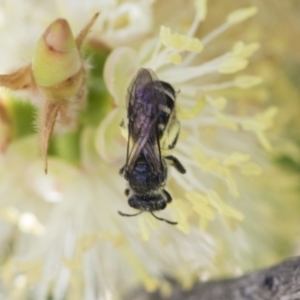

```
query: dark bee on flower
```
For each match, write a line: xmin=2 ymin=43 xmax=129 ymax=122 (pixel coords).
xmin=119 ymin=68 xmax=186 ymax=225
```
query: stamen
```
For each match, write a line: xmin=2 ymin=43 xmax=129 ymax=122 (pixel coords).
xmin=167 ymin=53 xmax=182 ymax=65
xmin=209 ymin=96 xmax=227 ymax=110
xmin=201 ymin=81 xmax=236 ymax=91
xmin=177 ymin=93 xmax=206 ymax=120
xmin=218 ymin=57 xmax=248 ymax=74
xmin=161 ymin=52 xmax=232 ymax=83
xmin=232 ymin=41 xmax=260 ymax=59
xmin=202 ymin=22 xmax=231 ymax=45
xmin=226 ymin=7 xmax=258 ymax=25
xmin=240 ymin=162 xmax=262 ymax=176
xmin=194 ymin=0 xmax=207 ymax=21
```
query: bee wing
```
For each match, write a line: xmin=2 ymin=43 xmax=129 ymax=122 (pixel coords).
xmin=125 ymin=68 xmax=165 ymax=173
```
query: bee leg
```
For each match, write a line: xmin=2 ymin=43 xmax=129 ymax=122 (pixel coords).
xmin=120 ymin=119 xmax=126 ymax=128
xmin=125 ymin=189 xmax=130 ymax=196
xmin=163 ymin=189 xmax=172 ymax=203
xmin=120 ymin=167 xmax=129 ymax=180
xmin=165 ymin=155 xmax=186 ymax=174
xmin=119 ymin=166 xmax=125 ymax=175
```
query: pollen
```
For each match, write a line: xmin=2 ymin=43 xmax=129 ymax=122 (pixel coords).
xmin=227 ymin=6 xmax=258 ymax=25
xmin=167 ymin=53 xmax=182 ymax=65
xmin=234 ymin=75 xmax=263 ymax=88
xmin=218 ymin=57 xmax=248 ymax=74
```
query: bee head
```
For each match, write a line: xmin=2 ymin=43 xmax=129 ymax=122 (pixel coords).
xmin=128 ymin=194 xmax=167 ymax=211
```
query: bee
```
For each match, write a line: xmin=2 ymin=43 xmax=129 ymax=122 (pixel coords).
xmin=119 ymin=68 xmax=186 ymax=225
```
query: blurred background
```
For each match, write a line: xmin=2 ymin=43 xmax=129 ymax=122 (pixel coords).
xmin=0 ymin=0 xmax=300 ymax=299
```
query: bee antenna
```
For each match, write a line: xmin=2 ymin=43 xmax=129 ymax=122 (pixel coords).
xmin=150 ymin=212 xmax=177 ymax=225
xmin=118 ymin=211 xmax=143 ymax=217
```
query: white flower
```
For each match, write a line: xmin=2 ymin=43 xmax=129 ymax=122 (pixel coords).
xmin=0 ymin=1 xmax=287 ymax=300
xmin=0 ymin=0 xmax=154 ymax=73
xmin=100 ymin=3 xmax=272 ymax=232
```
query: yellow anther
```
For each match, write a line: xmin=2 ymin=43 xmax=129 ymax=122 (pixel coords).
xmin=255 ymin=106 xmax=278 ymax=129
xmin=223 ymin=152 xmax=250 ymax=166
xmin=177 ymin=94 xmax=206 ymax=120
xmin=216 ymin=113 xmax=238 ymax=130
xmin=159 ymin=26 xmax=172 ymax=47
xmin=223 ymin=207 xmax=244 ymax=222
xmin=218 ymin=57 xmax=248 ymax=74
xmin=232 ymin=41 xmax=260 ymax=59
xmin=185 ymin=191 xmax=215 ymax=230
xmin=186 ymin=191 xmax=209 ymax=205
xmin=184 ymin=37 xmax=203 ymax=52
xmin=227 ymin=6 xmax=258 ymax=25
xmin=160 ymin=26 xmax=203 ymax=52
xmin=207 ymin=191 xmax=243 ymax=221
xmin=170 ymin=32 xmax=186 ymax=49
xmin=194 ymin=0 xmax=207 ymax=20
xmin=211 ymin=97 xmax=227 ymax=110
xmin=167 ymin=53 xmax=182 ymax=65
xmin=234 ymin=75 xmax=263 ymax=88
xmin=241 ymin=162 xmax=262 ymax=176
xmin=256 ymin=131 xmax=272 ymax=152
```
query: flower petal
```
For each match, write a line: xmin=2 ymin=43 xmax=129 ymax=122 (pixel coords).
xmin=104 ymin=47 xmax=139 ymax=106
xmin=95 ymin=108 xmax=125 ymax=163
